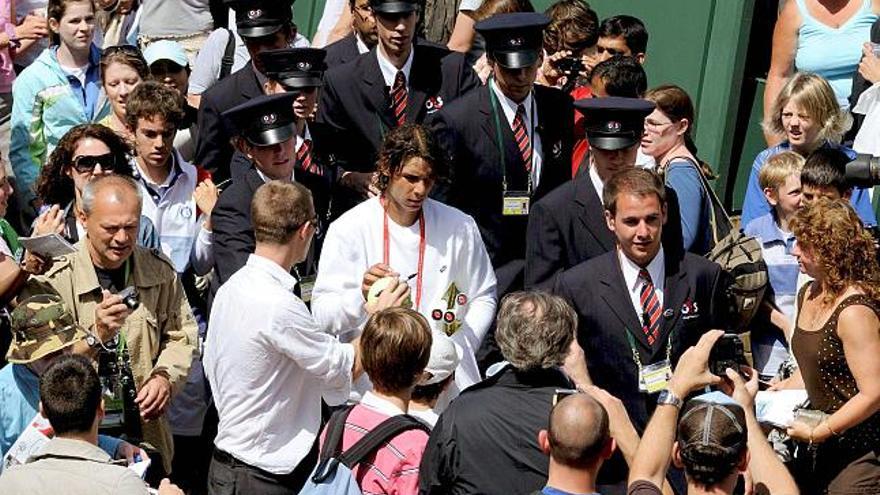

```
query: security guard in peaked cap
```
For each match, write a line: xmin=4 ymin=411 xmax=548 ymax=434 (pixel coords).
xmin=575 ymin=96 xmax=655 ymax=151
xmin=258 ymin=48 xmax=327 ymax=89
xmin=476 ymin=12 xmax=550 ymax=69
xmin=222 ymin=92 xmax=298 ymax=146
xmin=369 ymin=0 xmax=420 ymax=14
xmin=225 ymin=0 xmax=294 ymax=39
xmin=6 ymin=294 xmax=86 ymax=364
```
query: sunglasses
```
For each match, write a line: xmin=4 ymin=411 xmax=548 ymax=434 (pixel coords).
xmin=71 ymin=153 xmax=120 ymax=173
xmin=101 ymin=44 xmax=144 ymax=61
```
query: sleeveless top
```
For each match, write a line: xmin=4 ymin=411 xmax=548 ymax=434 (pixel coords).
xmin=791 ymin=283 xmax=880 ymax=447
xmin=794 ymin=0 xmax=878 ymax=109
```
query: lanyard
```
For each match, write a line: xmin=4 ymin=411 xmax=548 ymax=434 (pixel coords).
xmin=381 ymin=200 xmax=426 ymax=310
xmin=115 ymin=259 xmax=133 ymax=355
xmin=488 ymin=79 xmax=536 ymax=194
xmin=623 ymin=326 xmax=673 ymax=376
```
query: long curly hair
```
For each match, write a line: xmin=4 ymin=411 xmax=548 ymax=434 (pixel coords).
xmin=789 ymin=198 xmax=880 ymax=303
xmin=375 ymin=124 xmax=449 ymax=192
xmin=35 ymin=124 xmax=133 ymax=206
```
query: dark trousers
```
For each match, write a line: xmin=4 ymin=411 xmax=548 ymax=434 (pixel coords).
xmin=207 ymin=442 xmax=318 ymax=495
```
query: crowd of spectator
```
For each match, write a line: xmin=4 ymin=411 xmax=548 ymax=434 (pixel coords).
xmin=0 ymin=1 xmax=879 ymax=495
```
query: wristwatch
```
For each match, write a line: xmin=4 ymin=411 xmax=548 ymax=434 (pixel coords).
xmin=86 ymin=334 xmax=102 ymax=348
xmin=657 ymin=389 xmax=683 ymax=409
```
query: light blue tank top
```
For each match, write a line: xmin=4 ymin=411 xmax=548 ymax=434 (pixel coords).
xmin=795 ymin=0 xmax=878 ymax=109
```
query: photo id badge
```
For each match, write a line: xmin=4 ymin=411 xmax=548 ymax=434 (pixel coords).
xmin=502 ymin=191 xmax=530 ymax=216
xmin=299 ymin=274 xmax=316 ymax=304
xmin=639 ymin=360 xmax=673 ymax=394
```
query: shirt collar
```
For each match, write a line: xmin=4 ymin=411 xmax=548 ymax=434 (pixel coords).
xmin=588 ymin=163 xmax=604 ymax=204
xmin=246 ymin=254 xmax=298 ymax=292
xmin=376 ymin=43 xmax=414 ymax=88
xmin=254 ymin=167 xmax=296 ymax=184
xmin=360 ymin=390 xmax=406 ymax=416
xmin=749 ymin=212 xmax=793 ymax=245
xmin=32 ymin=437 xmax=114 ymax=464
xmin=296 ymin=124 xmax=312 ymax=152
xmin=355 ymin=33 xmax=370 ymax=54
xmin=618 ymin=246 xmax=665 ymax=293
xmin=137 ymin=150 xmax=185 ymax=190
xmin=489 ymin=78 xmax=535 ymax=126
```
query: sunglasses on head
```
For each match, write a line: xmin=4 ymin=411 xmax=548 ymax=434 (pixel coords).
xmin=101 ymin=44 xmax=143 ymax=60
xmin=71 ymin=153 xmax=120 ymax=173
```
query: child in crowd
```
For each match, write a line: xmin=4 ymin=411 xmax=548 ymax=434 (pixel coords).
xmin=743 ymin=151 xmax=804 ymax=381
xmin=800 ymin=147 xmax=856 ymax=205
xmin=333 ymin=307 xmax=433 ymax=495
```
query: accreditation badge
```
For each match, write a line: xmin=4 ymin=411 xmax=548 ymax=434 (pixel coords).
xmin=639 ymin=360 xmax=673 ymax=394
xmin=299 ymin=274 xmax=316 ymax=304
xmin=502 ymin=191 xmax=530 ymax=216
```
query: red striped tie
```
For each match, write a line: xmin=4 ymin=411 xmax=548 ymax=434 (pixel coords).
xmin=512 ymin=104 xmax=532 ymax=172
xmin=390 ymin=71 xmax=407 ymax=127
xmin=639 ymin=269 xmax=662 ymax=345
xmin=296 ymin=138 xmax=322 ymax=176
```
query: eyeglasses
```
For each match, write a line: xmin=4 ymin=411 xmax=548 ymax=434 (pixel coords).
xmin=101 ymin=44 xmax=144 ymax=62
xmin=71 ymin=153 xmax=120 ymax=174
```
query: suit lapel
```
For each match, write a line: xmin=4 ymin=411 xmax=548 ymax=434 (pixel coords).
xmin=573 ymin=171 xmax=615 ymax=251
xmin=362 ymin=51 xmax=397 ymax=131
xmin=598 ymin=254 xmax=653 ymax=351
xmin=534 ymin=88 xmax=562 ymax=190
xmin=651 ymin=253 xmax=690 ymax=359
xmin=406 ymin=46 xmax=433 ymax=123
xmin=241 ymin=62 xmax=264 ymax=100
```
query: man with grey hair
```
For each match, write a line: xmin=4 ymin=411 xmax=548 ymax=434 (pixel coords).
xmin=419 ymin=291 xmax=586 ymax=495
xmin=23 ymin=174 xmax=198 ymax=478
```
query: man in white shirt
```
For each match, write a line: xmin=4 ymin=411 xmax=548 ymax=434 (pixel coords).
xmin=312 ymin=124 xmax=496 ymax=397
xmin=204 ymin=180 xmax=409 ymax=495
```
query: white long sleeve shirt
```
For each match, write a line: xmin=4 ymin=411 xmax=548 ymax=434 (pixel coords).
xmin=204 ymin=255 xmax=354 ymax=474
xmin=312 ymin=197 xmax=497 ymax=392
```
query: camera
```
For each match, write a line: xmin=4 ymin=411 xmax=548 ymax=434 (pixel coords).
xmin=708 ymin=334 xmax=747 ymax=377
xmin=118 ymin=286 xmax=140 ymax=311
xmin=845 ymin=153 xmax=880 ymax=188
xmin=554 ymin=56 xmax=585 ymax=76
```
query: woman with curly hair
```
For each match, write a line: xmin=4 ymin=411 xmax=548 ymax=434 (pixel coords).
xmin=312 ymin=124 xmax=497 ymax=401
xmin=33 ymin=123 xmax=158 ymax=248
xmin=741 ymin=72 xmax=876 ymax=227
xmin=785 ymin=198 xmax=880 ymax=494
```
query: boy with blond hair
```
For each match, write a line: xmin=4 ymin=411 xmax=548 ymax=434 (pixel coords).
xmin=743 ymin=151 xmax=804 ymax=381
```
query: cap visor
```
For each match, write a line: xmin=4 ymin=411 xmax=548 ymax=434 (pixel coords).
xmin=492 ymin=50 xmax=540 ymax=69
xmin=587 ymin=134 xmax=638 ymax=151
xmin=373 ymin=3 xmax=419 ymax=14
xmin=280 ymin=76 xmax=324 ymax=89
xmin=245 ymin=124 xmax=296 ymax=147
xmin=238 ymin=24 xmax=284 ymax=39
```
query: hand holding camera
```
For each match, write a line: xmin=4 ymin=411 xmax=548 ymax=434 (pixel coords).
xmin=94 ymin=287 xmax=140 ymax=343
xmin=667 ymin=329 xmax=725 ymax=398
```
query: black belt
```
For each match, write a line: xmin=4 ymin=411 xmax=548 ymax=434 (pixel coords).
xmin=212 ymin=442 xmax=319 ymax=486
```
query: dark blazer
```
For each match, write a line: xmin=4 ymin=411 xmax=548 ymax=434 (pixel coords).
xmin=194 ymin=62 xmax=264 ymax=182
xmin=525 ymin=168 xmax=685 ymax=289
xmin=554 ymin=249 xmax=730 ymax=433
xmin=428 ymin=84 xmax=574 ymax=296
xmin=324 ymin=33 xmax=362 ymax=68
xmin=317 ymin=41 xmax=480 ymax=210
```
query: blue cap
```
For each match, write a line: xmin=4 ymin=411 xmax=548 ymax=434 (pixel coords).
xmin=222 ymin=93 xmax=297 ymax=146
xmin=475 ymin=13 xmax=550 ymax=69
xmin=143 ymin=40 xmax=188 ymax=67
xmin=574 ymin=96 xmax=655 ymax=151
xmin=258 ymin=48 xmax=327 ymax=89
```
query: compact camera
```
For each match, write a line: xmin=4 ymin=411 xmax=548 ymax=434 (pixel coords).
xmin=708 ymin=334 xmax=747 ymax=377
xmin=118 ymin=286 xmax=140 ymax=311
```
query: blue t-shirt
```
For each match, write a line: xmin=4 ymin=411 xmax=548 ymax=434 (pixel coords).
xmin=664 ymin=159 xmax=712 ymax=255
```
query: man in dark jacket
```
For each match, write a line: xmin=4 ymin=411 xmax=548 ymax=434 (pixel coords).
xmin=324 ymin=0 xmax=378 ymax=67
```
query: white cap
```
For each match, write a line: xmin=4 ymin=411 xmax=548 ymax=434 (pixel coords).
xmin=143 ymin=40 xmax=188 ymax=67
xmin=420 ymin=331 xmax=460 ymax=386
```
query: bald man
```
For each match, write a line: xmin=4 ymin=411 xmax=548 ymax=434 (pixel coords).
xmin=537 ymin=392 xmax=619 ymax=495
xmin=24 ymin=174 xmax=198 ymax=476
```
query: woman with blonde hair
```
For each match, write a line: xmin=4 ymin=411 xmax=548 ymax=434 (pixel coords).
xmin=741 ymin=72 xmax=874 ymax=226
xmin=785 ymin=198 xmax=880 ymax=494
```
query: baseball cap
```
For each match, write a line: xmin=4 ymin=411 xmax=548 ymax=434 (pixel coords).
xmin=419 ymin=331 xmax=460 ymax=386
xmin=677 ymin=396 xmax=748 ymax=471
xmin=143 ymin=40 xmax=189 ymax=68
xmin=7 ymin=294 xmax=86 ymax=364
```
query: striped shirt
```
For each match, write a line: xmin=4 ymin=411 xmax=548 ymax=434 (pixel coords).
xmin=744 ymin=213 xmax=799 ymax=377
xmin=333 ymin=392 xmax=429 ymax=495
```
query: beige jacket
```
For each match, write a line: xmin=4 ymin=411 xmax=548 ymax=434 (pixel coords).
xmin=24 ymin=241 xmax=198 ymax=472
xmin=0 ymin=437 xmax=150 ymax=494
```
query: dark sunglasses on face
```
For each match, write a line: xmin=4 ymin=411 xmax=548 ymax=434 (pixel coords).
xmin=71 ymin=153 xmax=119 ymax=173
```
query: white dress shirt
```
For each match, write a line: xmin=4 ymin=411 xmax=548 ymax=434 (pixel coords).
xmin=618 ymin=247 xmax=666 ymax=321
xmin=377 ymin=43 xmax=414 ymax=88
xmin=356 ymin=33 xmax=370 ymax=54
xmin=489 ymin=79 xmax=543 ymax=189
xmin=312 ymin=197 xmax=497 ymax=395
xmin=204 ymin=255 xmax=354 ymax=475
xmin=589 ymin=163 xmax=605 ymax=204
xmin=295 ymin=124 xmax=313 ymax=154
